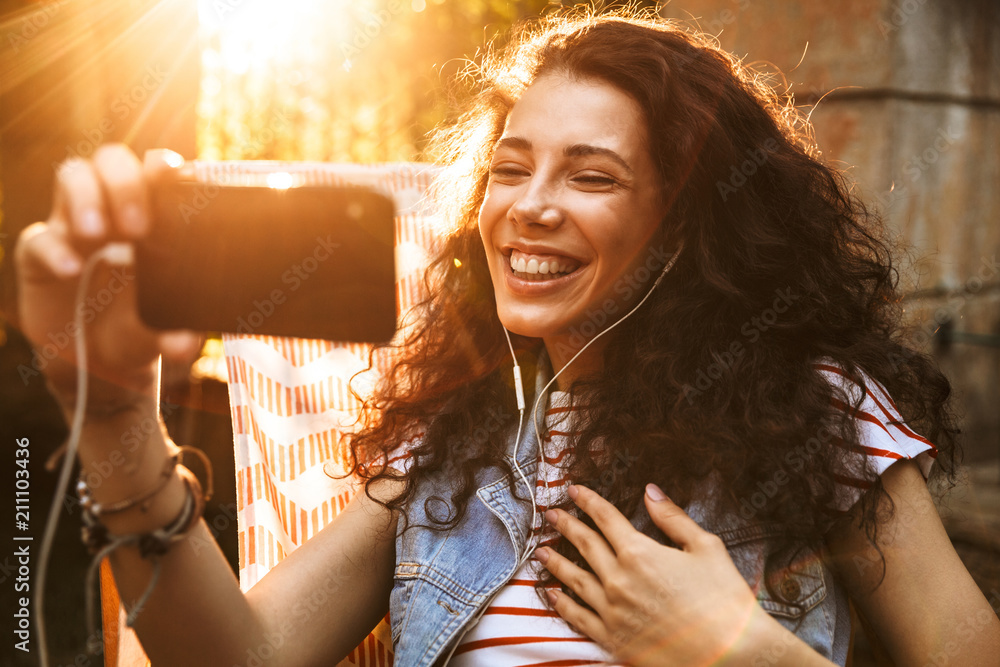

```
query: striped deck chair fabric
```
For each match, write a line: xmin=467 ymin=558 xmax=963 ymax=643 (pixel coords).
xmin=102 ymin=160 xmax=441 ymax=667
xmin=219 ymin=160 xmax=440 ymax=666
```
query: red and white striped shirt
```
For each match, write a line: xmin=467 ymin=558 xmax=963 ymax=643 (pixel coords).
xmin=392 ymin=361 xmax=936 ymax=665
xmin=450 ymin=390 xmax=621 ymax=666
xmin=816 ymin=360 xmax=937 ymax=510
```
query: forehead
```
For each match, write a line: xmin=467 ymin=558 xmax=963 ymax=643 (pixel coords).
xmin=500 ymin=72 xmax=649 ymax=158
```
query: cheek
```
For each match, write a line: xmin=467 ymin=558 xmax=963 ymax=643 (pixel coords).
xmin=613 ymin=206 xmax=665 ymax=266
xmin=476 ymin=210 xmax=502 ymax=282
xmin=477 ymin=192 xmax=504 ymax=243
xmin=593 ymin=231 xmax=663 ymax=295
xmin=595 ymin=229 xmax=647 ymax=272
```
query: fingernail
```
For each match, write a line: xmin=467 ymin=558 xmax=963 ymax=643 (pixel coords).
xmin=646 ymin=483 xmax=668 ymax=502
xmin=546 ymin=590 xmax=558 ymax=605
xmin=79 ymin=209 xmax=103 ymax=236
xmin=146 ymin=148 xmax=184 ymax=169
xmin=544 ymin=509 xmax=559 ymax=524
xmin=567 ymin=484 xmax=578 ymax=500
xmin=534 ymin=547 xmax=549 ymax=563
xmin=121 ymin=204 xmax=147 ymax=235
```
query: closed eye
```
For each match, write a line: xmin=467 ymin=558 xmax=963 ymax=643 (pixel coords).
xmin=573 ymin=174 xmax=618 ymax=189
xmin=489 ymin=165 xmax=530 ymax=181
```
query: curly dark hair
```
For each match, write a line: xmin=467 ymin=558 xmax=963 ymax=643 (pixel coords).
xmin=345 ymin=10 xmax=959 ymax=595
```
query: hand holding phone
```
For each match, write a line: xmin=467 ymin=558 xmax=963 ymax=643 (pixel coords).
xmin=14 ymin=146 xmax=203 ymax=410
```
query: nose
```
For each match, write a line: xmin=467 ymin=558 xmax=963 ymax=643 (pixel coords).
xmin=508 ymin=175 xmax=564 ymax=229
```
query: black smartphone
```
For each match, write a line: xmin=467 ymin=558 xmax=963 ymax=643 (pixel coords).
xmin=137 ymin=179 xmax=397 ymax=342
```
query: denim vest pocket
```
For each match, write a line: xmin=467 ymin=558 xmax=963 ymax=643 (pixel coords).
xmin=390 ymin=564 xmax=416 ymax=644
xmin=717 ymin=522 xmax=827 ymax=620
xmin=391 ymin=561 xmax=481 ymax=644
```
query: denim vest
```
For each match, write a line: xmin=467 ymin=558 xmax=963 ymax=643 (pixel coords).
xmin=389 ymin=368 xmax=852 ymax=666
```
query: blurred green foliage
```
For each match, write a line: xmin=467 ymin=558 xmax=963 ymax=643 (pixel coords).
xmin=197 ymin=0 xmax=659 ymax=163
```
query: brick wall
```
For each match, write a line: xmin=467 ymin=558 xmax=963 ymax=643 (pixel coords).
xmin=661 ymin=0 xmax=1000 ymax=463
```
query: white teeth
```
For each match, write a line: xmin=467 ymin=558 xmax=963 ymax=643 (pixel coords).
xmin=508 ymin=250 xmax=578 ymax=277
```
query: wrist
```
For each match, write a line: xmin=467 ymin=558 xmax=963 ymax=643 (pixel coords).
xmin=73 ymin=408 xmax=185 ymax=533
xmin=72 ymin=395 xmax=163 ymax=466
xmin=46 ymin=357 xmax=159 ymax=422
xmin=83 ymin=465 xmax=189 ymax=538
xmin=721 ymin=604 xmax=833 ymax=667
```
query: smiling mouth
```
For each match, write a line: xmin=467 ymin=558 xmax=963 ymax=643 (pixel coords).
xmin=507 ymin=249 xmax=582 ymax=282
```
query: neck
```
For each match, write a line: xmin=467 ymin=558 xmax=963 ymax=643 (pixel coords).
xmin=543 ymin=334 xmax=607 ymax=391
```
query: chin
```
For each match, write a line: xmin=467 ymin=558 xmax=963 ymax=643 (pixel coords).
xmin=499 ymin=321 xmax=545 ymax=340
xmin=496 ymin=312 xmax=551 ymax=341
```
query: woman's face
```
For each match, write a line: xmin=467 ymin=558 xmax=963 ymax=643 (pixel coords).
xmin=478 ymin=71 xmax=670 ymax=361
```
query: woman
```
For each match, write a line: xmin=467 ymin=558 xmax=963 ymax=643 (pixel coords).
xmin=15 ymin=11 xmax=999 ymax=667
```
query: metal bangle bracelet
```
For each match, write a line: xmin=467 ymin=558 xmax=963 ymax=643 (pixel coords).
xmin=76 ymin=452 xmax=180 ymax=516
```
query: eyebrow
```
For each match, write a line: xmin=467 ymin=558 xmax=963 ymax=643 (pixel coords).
xmin=494 ymin=136 xmax=634 ymax=176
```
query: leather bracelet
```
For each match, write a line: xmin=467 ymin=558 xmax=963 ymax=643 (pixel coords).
xmin=81 ymin=459 xmax=211 ymax=642
xmin=178 ymin=445 xmax=214 ymax=504
xmin=136 ymin=468 xmax=201 ymax=558
xmin=79 ymin=447 xmax=212 ymax=555
xmin=76 ymin=445 xmax=213 ymax=517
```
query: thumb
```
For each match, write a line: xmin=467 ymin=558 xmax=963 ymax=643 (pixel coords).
xmin=158 ymin=330 xmax=203 ymax=362
xmin=644 ymin=483 xmax=705 ymax=550
xmin=143 ymin=148 xmax=186 ymax=182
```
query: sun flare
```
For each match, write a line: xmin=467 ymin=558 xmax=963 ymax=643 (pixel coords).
xmin=198 ymin=0 xmax=365 ymax=75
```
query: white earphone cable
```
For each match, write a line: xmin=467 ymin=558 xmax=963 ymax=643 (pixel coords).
xmin=423 ymin=245 xmax=683 ymax=665
xmin=35 ymin=243 xmax=135 ymax=667
xmin=510 ymin=242 xmax=683 ymax=563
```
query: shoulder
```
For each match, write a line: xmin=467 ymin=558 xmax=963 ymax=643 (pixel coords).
xmin=812 ymin=358 xmax=937 ymax=511
xmin=382 ymin=430 xmax=425 ymax=474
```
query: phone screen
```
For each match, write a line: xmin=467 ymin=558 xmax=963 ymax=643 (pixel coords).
xmin=137 ymin=181 xmax=397 ymax=343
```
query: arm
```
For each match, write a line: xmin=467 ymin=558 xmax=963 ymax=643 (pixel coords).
xmin=244 ymin=475 xmax=401 ymax=666
xmin=14 ymin=143 xmax=401 ymax=666
xmin=825 ymin=459 xmax=1000 ymax=665
xmin=88 ymin=408 xmax=401 ymax=667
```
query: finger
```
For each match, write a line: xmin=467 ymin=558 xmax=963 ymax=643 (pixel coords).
xmin=92 ymin=144 xmax=150 ymax=237
xmin=546 ymin=588 xmax=611 ymax=648
xmin=14 ymin=222 xmax=82 ymax=279
xmin=644 ymin=483 xmax=720 ymax=551
xmin=535 ymin=546 xmax=609 ymax=612
xmin=544 ymin=508 xmax=618 ymax=579
xmin=566 ymin=484 xmax=643 ymax=553
xmin=142 ymin=148 xmax=185 ymax=182
xmin=158 ymin=331 xmax=203 ymax=362
xmin=55 ymin=158 xmax=108 ymax=240
xmin=142 ymin=148 xmax=186 ymax=208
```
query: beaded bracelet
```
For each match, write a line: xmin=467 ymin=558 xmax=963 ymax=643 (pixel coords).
xmin=77 ymin=453 xmax=178 ymax=518
xmin=80 ymin=463 xmax=204 ymax=555
xmin=76 ymin=445 xmax=214 ymax=520
xmin=80 ymin=448 xmax=213 ymax=647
